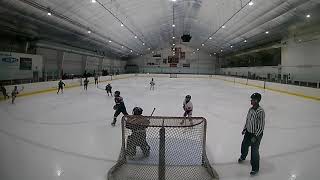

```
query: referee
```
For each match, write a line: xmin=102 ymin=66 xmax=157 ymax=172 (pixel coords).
xmin=238 ymin=93 xmax=265 ymax=176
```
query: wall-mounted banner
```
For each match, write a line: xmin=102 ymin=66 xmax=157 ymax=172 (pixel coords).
xmin=0 ymin=53 xmax=19 ymax=69
xmin=0 ymin=51 xmax=43 ymax=81
xmin=20 ymin=58 xmax=32 ymax=70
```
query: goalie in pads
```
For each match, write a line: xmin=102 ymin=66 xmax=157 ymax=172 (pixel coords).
xmin=149 ymin=78 xmax=155 ymax=91
xmin=126 ymin=107 xmax=150 ymax=158
xmin=180 ymin=95 xmax=193 ymax=125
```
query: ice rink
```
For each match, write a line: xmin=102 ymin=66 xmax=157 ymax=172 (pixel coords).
xmin=1 ymin=76 xmax=320 ymax=180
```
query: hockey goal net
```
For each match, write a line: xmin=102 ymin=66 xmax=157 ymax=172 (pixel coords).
xmin=169 ymin=74 xmax=178 ymax=78
xmin=107 ymin=116 xmax=219 ymax=180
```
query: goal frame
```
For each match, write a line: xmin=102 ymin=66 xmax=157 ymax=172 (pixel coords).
xmin=107 ymin=116 xmax=219 ymax=180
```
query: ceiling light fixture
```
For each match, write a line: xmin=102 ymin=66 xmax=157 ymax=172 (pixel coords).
xmin=197 ymin=48 xmax=200 ymax=51
xmin=47 ymin=12 xmax=52 ymax=16
xmin=214 ymin=53 xmax=216 ymax=55
xmin=220 ymin=49 xmax=223 ymax=52
xmin=201 ymin=44 xmax=204 ymax=46
xmin=209 ymin=37 xmax=212 ymax=40
xmin=244 ymin=40 xmax=247 ymax=43
xmin=91 ymin=0 xmax=96 ymax=3
xmin=172 ymin=36 xmax=175 ymax=39
xmin=148 ymin=48 xmax=151 ymax=50
xmin=142 ymin=43 xmax=145 ymax=45
xmin=173 ymin=43 xmax=175 ymax=46
xmin=121 ymin=46 xmax=124 ymax=48
xmin=134 ymin=36 xmax=137 ymax=39
xmin=87 ymin=30 xmax=91 ymax=34
xmin=130 ymin=50 xmax=133 ymax=52
xmin=222 ymin=25 xmax=225 ymax=28
xmin=306 ymin=14 xmax=311 ymax=18
xmin=120 ymin=23 xmax=124 ymax=27
xmin=265 ymin=31 xmax=269 ymax=34
xmin=230 ymin=45 xmax=233 ymax=48
xmin=109 ymin=40 xmax=112 ymax=43
xmin=249 ymin=1 xmax=253 ymax=6
xmin=172 ymin=24 xmax=175 ymax=27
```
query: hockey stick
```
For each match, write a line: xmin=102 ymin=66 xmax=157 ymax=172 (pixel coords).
xmin=150 ymin=108 xmax=156 ymax=116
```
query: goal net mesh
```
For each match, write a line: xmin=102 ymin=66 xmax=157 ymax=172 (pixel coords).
xmin=107 ymin=116 xmax=219 ymax=180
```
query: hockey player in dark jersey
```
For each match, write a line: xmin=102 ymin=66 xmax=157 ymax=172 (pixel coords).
xmin=11 ymin=86 xmax=23 ymax=104
xmin=0 ymin=84 xmax=10 ymax=99
xmin=126 ymin=107 xmax=150 ymax=158
xmin=105 ymin=83 xmax=112 ymax=96
xmin=57 ymin=80 xmax=65 ymax=94
xmin=149 ymin=78 xmax=155 ymax=90
xmin=83 ymin=77 xmax=89 ymax=90
xmin=94 ymin=73 xmax=98 ymax=86
xmin=111 ymin=90 xmax=128 ymax=126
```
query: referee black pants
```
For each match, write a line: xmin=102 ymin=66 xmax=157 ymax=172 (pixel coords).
xmin=240 ymin=132 xmax=263 ymax=171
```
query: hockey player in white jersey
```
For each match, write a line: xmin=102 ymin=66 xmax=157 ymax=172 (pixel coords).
xmin=180 ymin=95 xmax=193 ymax=125
xmin=149 ymin=78 xmax=155 ymax=90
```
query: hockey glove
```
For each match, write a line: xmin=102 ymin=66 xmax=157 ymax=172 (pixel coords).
xmin=241 ymin=129 xmax=246 ymax=135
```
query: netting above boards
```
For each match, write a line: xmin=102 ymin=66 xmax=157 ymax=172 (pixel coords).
xmin=107 ymin=116 xmax=219 ymax=180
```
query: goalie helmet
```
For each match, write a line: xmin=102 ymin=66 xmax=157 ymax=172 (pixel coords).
xmin=185 ymin=95 xmax=191 ymax=99
xmin=132 ymin=107 xmax=143 ymax=115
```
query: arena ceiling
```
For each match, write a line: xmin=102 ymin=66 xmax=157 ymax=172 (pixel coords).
xmin=0 ymin=0 xmax=319 ymax=58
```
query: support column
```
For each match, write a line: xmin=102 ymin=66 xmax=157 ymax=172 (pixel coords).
xmin=57 ymin=50 xmax=64 ymax=79
xmin=111 ymin=59 xmax=115 ymax=75
xmin=81 ymin=55 xmax=87 ymax=76
xmin=98 ymin=58 xmax=103 ymax=74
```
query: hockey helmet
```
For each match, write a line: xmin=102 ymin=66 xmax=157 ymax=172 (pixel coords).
xmin=114 ymin=90 xmax=120 ymax=96
xmin=250 ymin=93 xmax=261 ymax=102
xmin=132 ymin=107 xmax=143 ymax=115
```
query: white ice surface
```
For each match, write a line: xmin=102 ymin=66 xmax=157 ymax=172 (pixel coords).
xmin=1 ymin=76 xmax=320 ymax=180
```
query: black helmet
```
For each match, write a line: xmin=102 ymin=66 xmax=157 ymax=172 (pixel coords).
xmin=132 ymin=107 xmax=143 ymax=115
xmin=115 ymin=91 xmax=120 ymax=96
xmin=250 ymin=93 xmax=261 ymax=102
xmin=185 ymin=95 xmax=191 ymax=99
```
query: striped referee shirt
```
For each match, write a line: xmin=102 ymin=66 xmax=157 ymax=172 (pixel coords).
xmin=243 ymin=106 xmax=265 ymax=136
